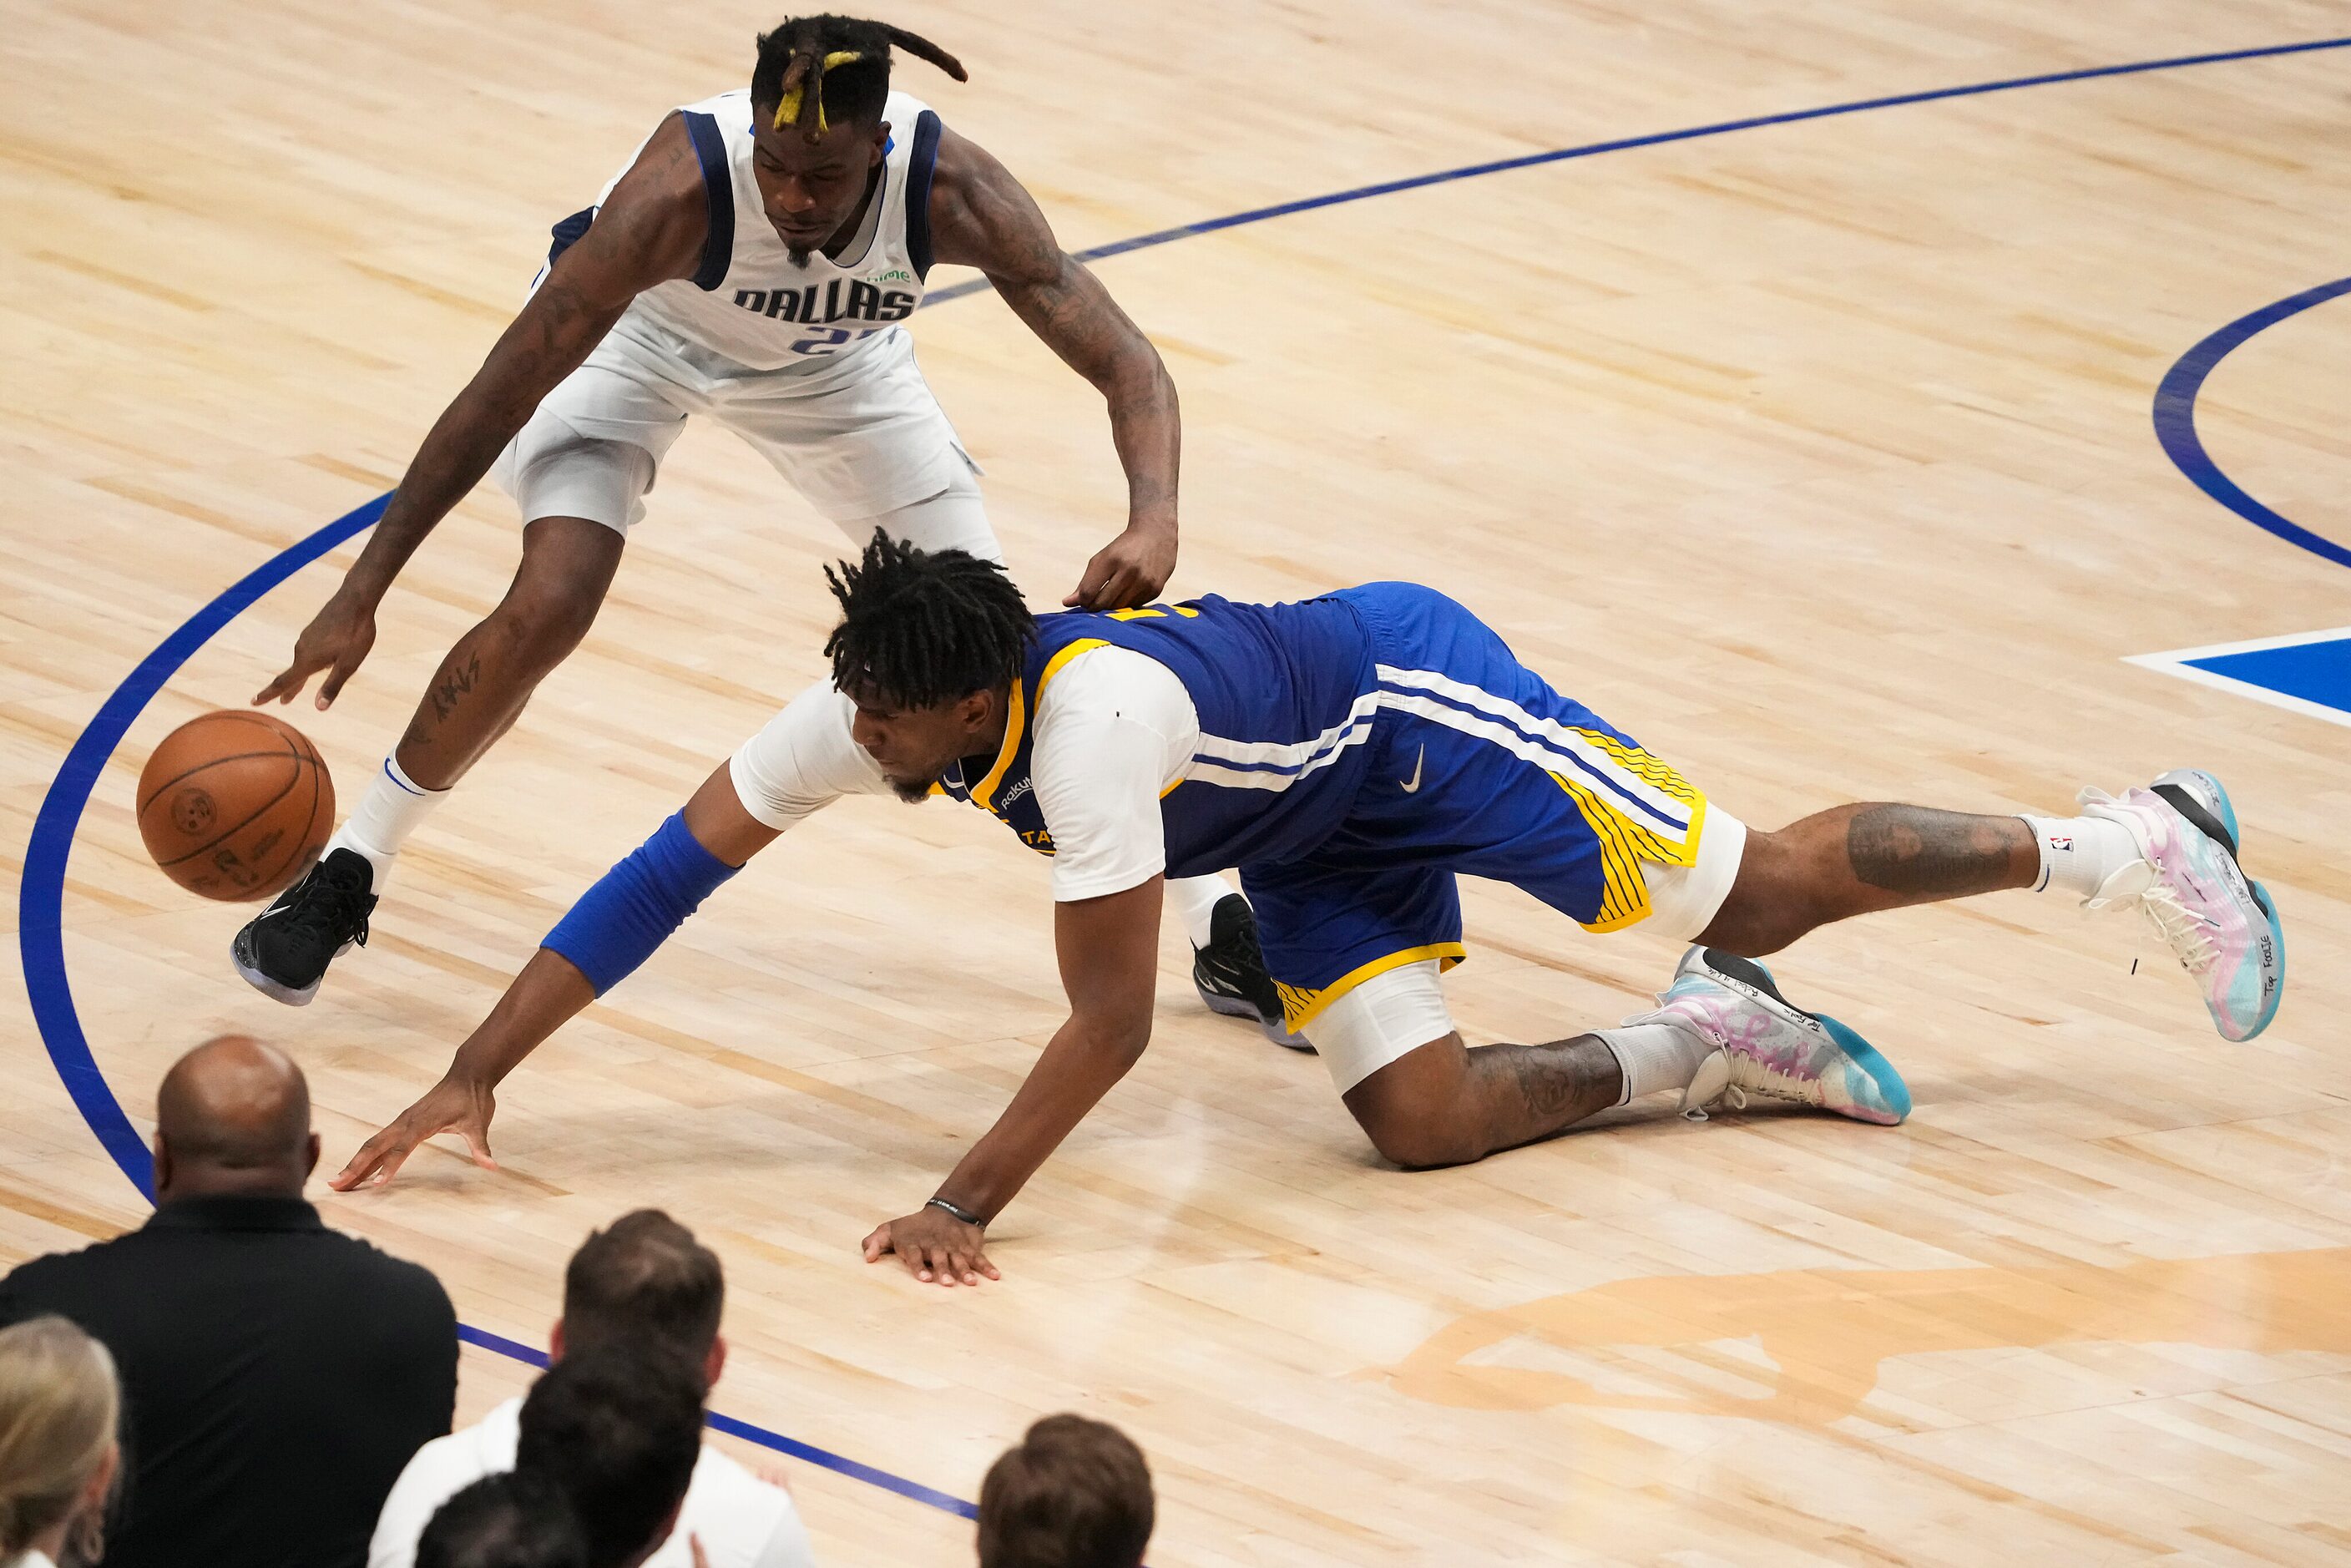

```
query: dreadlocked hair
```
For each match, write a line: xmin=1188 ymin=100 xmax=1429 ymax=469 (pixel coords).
xmin=822 ymin=530 xmax=1034 ymax=709
xmin=751 ymin=15 xmax=968 ymax=136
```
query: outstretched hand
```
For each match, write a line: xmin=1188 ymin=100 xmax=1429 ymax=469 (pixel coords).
xmin=255 ymin=590 xmax=378 ymax=711
xmin=1064 ymin=521 xmax=1176 ymax=610
xmin=862 ymin=1206 xmax=999 ymax=1287
xmin=331 ymin=1075 xmax=498 ymax=1191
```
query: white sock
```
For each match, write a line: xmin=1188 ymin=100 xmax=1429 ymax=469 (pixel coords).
xmin=2017 ymin=814 xmax=2142 ymax=899
xmin=326 ymin=756 xmax=448 ymax=893
xmin=1595 ymin=1021 xmax=1714 ymax=1107
xmin=1168 ymin=874 xmax=1238 ymax=948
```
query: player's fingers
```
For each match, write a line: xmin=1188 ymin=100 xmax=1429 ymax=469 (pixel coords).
xmin=253 ymin=657 xmax=315 ymax=706
xmin=316 ymin=648 xmax=366 ymax=709
xmin=460 ymin=1123 xmax=498 ymax=1171
xmin=331 ymin=1129 xmax=408 ymax=1191
xmin=1069 ymin=553 xmax=1115 ymax=608
xmin=973 ymin=1243 xmax=1001 ymax=1281
xmin=861 ymin=1224 xmax=892 ymax=1261
xmin=1106 ymin=568 xmax=1150 ymax=610
xmin=950 ymin=1246 xmax=983 ymax=1286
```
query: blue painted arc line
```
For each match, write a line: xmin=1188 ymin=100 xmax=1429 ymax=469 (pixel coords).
xmin=447 ymin=1326 xmax=987 ymax=1515
xmin=923 ymin=33 xmax=2351 ymax=305
xmin=2151 ymin=276 xmax=2351 ymax=571
xmin=13 ymin=495 xmax=975 ymax=1513
xmin=18 ymin=31 xmax=2351 ymax=1527
xmin=18 ymin=493 xmax=389 ymax=1204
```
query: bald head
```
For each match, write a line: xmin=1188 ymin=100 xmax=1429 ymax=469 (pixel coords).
xmin=154 ymin=1036 xmax=316 ymax=1200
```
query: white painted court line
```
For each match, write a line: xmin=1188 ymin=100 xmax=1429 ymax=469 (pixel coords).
xmin=2123 ymin=625 xmax=2351 ymax=731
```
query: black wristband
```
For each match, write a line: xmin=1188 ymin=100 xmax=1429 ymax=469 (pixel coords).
xmin=925 ymin=1196 xmax=985 ymax=1228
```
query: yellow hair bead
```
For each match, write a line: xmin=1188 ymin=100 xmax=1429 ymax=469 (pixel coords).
xmin=771 ymin=49 xmax=867 ymax=132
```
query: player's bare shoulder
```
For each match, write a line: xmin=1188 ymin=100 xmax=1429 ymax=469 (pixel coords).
xmin=550 ymin=109 xmax=711 ymax=298
xmin=923 ymin=124 xmax=1061 ymax=285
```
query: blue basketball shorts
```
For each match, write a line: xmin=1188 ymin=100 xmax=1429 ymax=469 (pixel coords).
xmin=1240 ymin=583 xmax=1742 ymax=1041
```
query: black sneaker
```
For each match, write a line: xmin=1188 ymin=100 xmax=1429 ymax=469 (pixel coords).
xmin=230 ymin=847 xmax=377 ymax=1005
xmin=1191 ymin=895 xmax=1312 ymax=1050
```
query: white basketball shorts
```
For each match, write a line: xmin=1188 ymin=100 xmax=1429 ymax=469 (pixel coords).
xmin=490 ymin=315 xmax=988 ymax=544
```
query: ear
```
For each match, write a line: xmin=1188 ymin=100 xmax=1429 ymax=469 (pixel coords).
xmin=548 ymin=1319 xmax=567 ymax=1364
xmin=87 ymin=1441 xmax=119 ymax=1505
xmin=150 ymin=1134 xmax=173 ymax=1199
xmin=958 ymin=688 xmax=997 ymax=734
xmin=301 ymin=1131 xmax=321 ymax=1180
xmin=704 ymin=1333 xmax=728 ymax=1391
xmin=871 ymin=119 xmax=892 ymax=157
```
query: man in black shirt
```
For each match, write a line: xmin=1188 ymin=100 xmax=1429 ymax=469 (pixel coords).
xmin=0 ymin=1035 xmax=457 ymax=1568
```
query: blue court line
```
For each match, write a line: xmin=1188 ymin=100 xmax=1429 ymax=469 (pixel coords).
xmin=923 ymin=34 xmax=2351 ymax=305
xmin=17 ymin=30 xmax=2351 ymax=1529
xmin=2151 ymin=276 xmax=2351 ymax=571
xmin=454 ymin=1325 xmax=983 ymax=1517
xmin=12 ymin=491 xmax=981 ymax=1518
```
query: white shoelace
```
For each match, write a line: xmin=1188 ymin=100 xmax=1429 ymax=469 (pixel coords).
xmin=2131 ymin=883 xmax=2220 ymax=976
xmin=1681 ymin=1062 xmax=1814 ymax=1120
xmin=1725 ymin=1059 xmax=1819 ymax=1105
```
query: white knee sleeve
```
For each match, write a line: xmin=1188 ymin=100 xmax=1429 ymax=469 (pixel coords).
xmin=1305 ymin=960 xmax=1457 ymax=1094
xmin=1639 ymin=809 xmax=1747 ymax=942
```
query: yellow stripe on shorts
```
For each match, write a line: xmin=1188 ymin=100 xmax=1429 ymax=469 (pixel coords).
xmin=1276 ymin=943 xmax=1468 ymax=1033
xmin=1553 ymin=732 xmax=1708 ymax=933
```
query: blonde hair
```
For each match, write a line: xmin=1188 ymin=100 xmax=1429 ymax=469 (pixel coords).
xmin=0 ymin=1317 xmax=118 ymax=1556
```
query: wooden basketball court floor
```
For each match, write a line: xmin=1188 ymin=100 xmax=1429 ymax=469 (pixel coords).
xmin=5 ymin=2 xmax=2349 ymax=1561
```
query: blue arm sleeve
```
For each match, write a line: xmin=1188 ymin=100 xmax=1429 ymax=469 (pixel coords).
xmin=542 ymin=812 xmax=740 ymax=995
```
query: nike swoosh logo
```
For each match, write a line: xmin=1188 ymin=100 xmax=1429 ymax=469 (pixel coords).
xmin=1400 ymin=745 xmax=1424 ymax=793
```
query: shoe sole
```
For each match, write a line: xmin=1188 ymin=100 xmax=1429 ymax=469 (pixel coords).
xmin=1686 ymin=949 xmax=1911 ymax=1124
xmin=1195 ymin=982 xmax=1315 ymax=1051
xmin=228 ymin=927 xmax=356 ymax=1008
xmin=1813 ymin=1011 xmax=1912 ymax=1124
xmin=2143 ymin=770 xmax=2286 ymax=1043
xmin=2239 ymin=879 xmax=2287 ymax=1041
xmin=230 ymin=947 xmax=321 ymax=1006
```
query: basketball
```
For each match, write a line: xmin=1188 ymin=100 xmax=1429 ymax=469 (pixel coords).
xmin=136 ymin=711 xmax=336 ymax=902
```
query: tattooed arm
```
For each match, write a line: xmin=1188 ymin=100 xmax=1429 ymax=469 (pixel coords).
xmin=258 ymin=114 xmax=711 ymax=708
xmin=926 ymin=125 xmax=1181 ymax=609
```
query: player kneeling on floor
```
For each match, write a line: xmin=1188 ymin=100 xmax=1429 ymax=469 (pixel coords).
xmin=334 ymin=534 xmax=2286 ymax=1288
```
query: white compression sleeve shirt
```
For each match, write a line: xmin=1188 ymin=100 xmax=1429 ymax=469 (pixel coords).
xmin=725 ymin=652 xmax=1197 ymax=898
xmin=728 ymin=680 xmax=892 ymax=829
xmin=1029 ymin=645 xmax=1198 ymax=902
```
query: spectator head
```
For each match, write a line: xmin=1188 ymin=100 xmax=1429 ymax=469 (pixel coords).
xmin=515 ymin=1348 xmax=703 ymax=1568
xmin=977 ymin=1414 xmax=1154 ymax=1568
xmin=417 ymin=1472 xmax=589 ymax=1568
xmin=0 ymin=1316 xmax=121 ymax=1567
xmin=552 ymin=1210 xmax=726 ymax=1393
xmin=153 ymin=1034 xmax=316 ymax=1201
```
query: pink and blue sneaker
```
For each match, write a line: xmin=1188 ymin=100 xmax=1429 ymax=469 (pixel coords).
xmin=2079 ymin=767 xmax=2285 ymax=1042
xmin=1630 ymin=947 xmax=1911 ymax=1125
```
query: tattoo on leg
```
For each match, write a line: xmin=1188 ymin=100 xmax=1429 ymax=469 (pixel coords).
xmin=1495 ymin=1040 xmax=1618 ymax=1124
xmin=1845 ymin=805 xmax=2026 ymax=897
xmin=427 ymin=653 xmax=481 ymax=721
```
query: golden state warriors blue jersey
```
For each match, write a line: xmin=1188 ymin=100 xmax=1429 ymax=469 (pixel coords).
xmin=935 ymin=592 xmax=1382 ymax=873
xmin=935 ymin=582 xmax=1721 ymax=1034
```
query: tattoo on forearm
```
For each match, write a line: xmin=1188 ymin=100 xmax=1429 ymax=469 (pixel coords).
xmin=1845 ymin=806 xmax=2027 ymax=895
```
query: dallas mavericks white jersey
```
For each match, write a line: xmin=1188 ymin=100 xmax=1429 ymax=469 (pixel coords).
xmin=543 ymin=88 xmax=943 ymax=376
